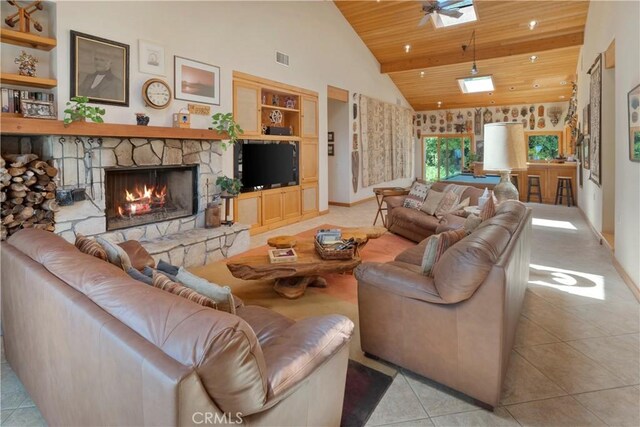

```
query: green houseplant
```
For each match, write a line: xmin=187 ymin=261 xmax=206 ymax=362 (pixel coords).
xmin=216 ymin=175 xmax=242 ymax=196
xmin=63 ymin=96 xmax=105 ymax=125
xmin=211 ymin=112 xmax=243 ymax=150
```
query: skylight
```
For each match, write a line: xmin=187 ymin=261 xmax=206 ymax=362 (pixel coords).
xmin=432 ymin=1 xmax=477 ymax=28
xmin=458 ymin=75 xmax=494 ymax=93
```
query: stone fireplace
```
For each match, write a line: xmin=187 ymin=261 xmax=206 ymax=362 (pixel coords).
xmin=105 ymin=165 xmax=198 ymax=231
xmin=1 ymin=134 xmax=249 ymax=267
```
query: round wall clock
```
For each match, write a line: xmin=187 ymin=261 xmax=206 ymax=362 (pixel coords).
xmin=142 ymin=78 xmax=171 ymax=109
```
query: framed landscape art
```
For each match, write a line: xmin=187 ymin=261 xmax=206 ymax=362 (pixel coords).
xmin=174 ymin=56 xmax=220 ymax=105
xmin=629 ymin=83 xmax=640 ymax=162
xmin=588 ymin=54 xmax=602 ymax=186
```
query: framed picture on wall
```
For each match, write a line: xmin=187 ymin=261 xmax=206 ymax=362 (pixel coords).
xmin=138 ymin=40 xmax=165 ymax=76
xmin=174 ymin=56 xmax=220 ymax=105
xmin=328 ymin=144 xmax=335 ymax=156
xmin=583 ymin=104 xmax=590 ymax=135
xmin=328 ymin=131 xmax=334 ymax=142
xmin=582 ymin=135 xmax=590 ymax=170
xmin=70 ymin=31 xmax=130 ymax=106
xmin=628 ymin=83 xmax=640 ymax=162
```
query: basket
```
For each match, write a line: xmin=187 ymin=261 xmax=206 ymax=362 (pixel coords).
xmin=314 ymin=238 xmax=356 ymax=260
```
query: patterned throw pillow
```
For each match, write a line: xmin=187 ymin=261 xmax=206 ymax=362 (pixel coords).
xmin=403 ymin=181 xmax=432 ymax=209
xmin=420 ymin=190 xmax=445 ymax=215
xmin=434 ymin=191 xmax=460 ymax=219
xmin=480 ymin=192 xmax=497 ymax=221
xmin=421 ymin=229 xmax=467 ymax=276
xmin=463 ymin=214 xmax=483 ymax=235
xmin=96 ymin=237 xmax=133 ymax=271
xmin=176 ymin=268 xmax=236 ymax=314
xmin=152 ymin=272 xmax=217 ymax=309
xmin=75 ymin=234 xmax=108 ymax=261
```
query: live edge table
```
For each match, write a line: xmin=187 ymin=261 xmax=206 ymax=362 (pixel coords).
xmin=226 ymin=226 xmax=386 ymax=299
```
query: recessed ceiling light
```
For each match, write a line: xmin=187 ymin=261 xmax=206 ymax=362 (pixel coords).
xmin=509 ymin=86 xmax=516 ymax=91
xmin=559 ymin=95 xmax=566 ymax=99
xmin=404 ymin=44 xmax=411 ymax=53
xmin=560 ymin=80 xmax=567 ymax=85
xmin=529 ymin=20 xmax=538 ymax=30
xmin=530 ymin=55 xmax=538 ymax=63
xmin=420 ymin=71 xmax=425 ymax=78
xmin=437 ymin=101 xmax=442 ymax=107
xmin=490 ymin=101 xmax=496 ymax=104
xmin=458 ymin=75 xmax=495 ymax=94
xmin=489 ymin=92 xmax=493 ymax=96
xmin=533 ymin=83 xmax=540 ymax=88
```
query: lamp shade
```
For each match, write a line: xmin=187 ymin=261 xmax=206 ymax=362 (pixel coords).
xmin=483 ymin=122 xmax=527 ymax=171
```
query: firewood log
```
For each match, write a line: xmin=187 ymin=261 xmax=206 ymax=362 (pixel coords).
xmin=45 ymin=166 xmax=58 ymax=177
xmin=16 ymin=207 xmax=34 ymax=220
xmin=44 ymin=210 xmax=54 ymax=220
xmin=43 ymin=191 xmax=55 ymax=200
xmin=26 ymin=192 xmax=44 ymax=204
xmin=2 ymin=214 xmax=14 ymax=225
xmin=23 ymin=176 xmax=37 ymax=186
xmin=10 ymin=183 xmax=28 ymax=192
xmin=4 ymin=154 xmax=38 ymax=164
xmin=9 ymin=197 xmax=24 ymax=205
xmin=11 ymin=204 xmax=23 ymax=214
xmin=9 ymin=190 xmax=27 ymax=198
xmin=29 ymin=166 xmax=45 ymax=176
xmin=11 ymin=176 xmax=24 ymax=183
xmin=0 ymin=193 xmax=5 ymax=203
xmin=36 ymin=175 xmax=50 ymax=184
xmin=1 ymin=173 xmax=12 ymax=184
xmin=0 ymin=157 xmax=5 ymax=168
xmin=1 ymin=226 xmax=7 ymax=241
xmin=41 ymin=199 xmax=60 ymax=212
xmin=9 ymin=167 xmax=27 ymax=176
xmin=29 ymin=160 xmax=48 ymax=170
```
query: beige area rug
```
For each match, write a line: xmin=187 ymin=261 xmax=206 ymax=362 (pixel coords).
xmin=190 ymin=225 xmax=415 ymax=376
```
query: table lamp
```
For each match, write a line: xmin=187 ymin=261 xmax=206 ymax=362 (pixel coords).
xmin=483 ymin=122 xmax=527 ymax=203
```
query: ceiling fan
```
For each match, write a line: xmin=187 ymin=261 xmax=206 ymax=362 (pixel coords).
xmin=418 ymin=0 xmax=470 ymax=27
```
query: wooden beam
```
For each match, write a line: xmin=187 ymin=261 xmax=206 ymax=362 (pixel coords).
xmin=327 ymin=85 xmax=348 ymax=103
xmin=605 ymin=39 xmax=615 ymax=69
xmin=381 ymin=32 xmax=584 ymax=74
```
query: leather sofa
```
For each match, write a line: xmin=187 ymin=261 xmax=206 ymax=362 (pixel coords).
xmin=1 ymin=229 xmax=354 ymax=426
xmin=355 ymin=200 xmax=532 ymax=408
xmin=384 ymin=181 xmax=485 ymax=242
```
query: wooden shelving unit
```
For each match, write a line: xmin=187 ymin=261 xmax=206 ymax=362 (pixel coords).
xmin=0 ymin=28 xmax=57 ymax=51
xmin=0 ymin=116 xmax=229 ymax=141
xmin=0 ymin=73 xmax=57 ymax=89
xmin=260 ymin=104 xmax=300 ymax=113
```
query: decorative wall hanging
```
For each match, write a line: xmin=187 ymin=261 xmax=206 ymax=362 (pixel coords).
xmin=15 ymin=50 xmax=37 ymax=77
xmin=583 ymin=104 xmax=590 ymax=135
xmin=538 ymin=105 xmax=545 ymax=116
xmin=537 ymin=117 xmax=546 ymax=129
xmin=174 ymin=56 xmax=220 ymax=105
xmin=588 ymin=54 xmax=602 ymax=186
xmin=628 ymin=83 xmax=640 ymax=162
xmin=429 ymin=114 xmax=436 ymax=124
xmin=138 ymin=39 xmax=165 ymax=75
xmin=529 ymin=105 xmax=535 ymax=113
xmin=483 ymin=108 xmax=492 ymax=126
xmin=501 ymin=107 xmax=510 ymax=115
xmin=353 ymin=133 xmax=358 ymax=150
xmin=430 ymin=125 xmax=437 ymax=132
xmin=547 ymin=106 xmax=563 ymax=126
xmin=511 ymin=107 xmax=518 ymax=118
xmin=446 ymin=111 xmax=453 ymax=122
xmin=582 ymin=135 xmax=590 ymax=169
xmin=474 ymin=109 xmax=482 ymax=135
xmin=521 ymin=106 xmax=527 ymax=117
xmin=529 ymin=113 xmax=535 ymax=130
xmin=351 ymin=151 xmax=359 ymax=193
xmin=70 ymin=31 xmax=130 ymax=106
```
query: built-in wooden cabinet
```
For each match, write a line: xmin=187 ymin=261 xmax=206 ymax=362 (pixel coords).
xmin=511 ymin=163 xmax=578 ymax=204
xmin=232 ymin=71 xmax=319 ymax=235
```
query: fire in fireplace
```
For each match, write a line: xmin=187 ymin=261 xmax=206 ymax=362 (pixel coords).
xmin=105 ymin=165 xmax=198 ymax=231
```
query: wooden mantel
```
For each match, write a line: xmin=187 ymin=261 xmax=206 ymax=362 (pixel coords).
xmin=0 ymin=116 xmax=229 ymax=141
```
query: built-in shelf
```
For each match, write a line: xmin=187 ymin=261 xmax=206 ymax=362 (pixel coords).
xmin=0 ymin=73 xmax=57 ymax=89
xmin=0 ymin=28 xmax=57 ymax=51
xmin=0 ymin=116 xmax=229 ymax=140
xmin=260 ymin=104 xmax=300 ymax=113
xmin=251 ymin=135 xmax=300 ymax=142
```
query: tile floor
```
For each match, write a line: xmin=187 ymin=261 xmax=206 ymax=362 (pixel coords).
xmin=1 ymin=201 xmax=638 ymax=427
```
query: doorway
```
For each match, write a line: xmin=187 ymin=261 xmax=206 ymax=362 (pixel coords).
xmin=422 ymin=134 xmax=474 ymax=181
xmin=327 ymin=85 xmax=349 ymax=205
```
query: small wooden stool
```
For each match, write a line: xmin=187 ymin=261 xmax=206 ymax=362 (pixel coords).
xmin=267 ymin=236 xmax=297 ymax=249
xmin=555 ymin=177 xmax=575 ymax=207
xmin=373 ymin=187 xmax=409 ymax=227
xmin=527 ymin=175 xmax=542 ymax=203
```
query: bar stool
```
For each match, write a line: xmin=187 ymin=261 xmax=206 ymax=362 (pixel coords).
xmin=527 ymin=175 xmax=542 ymax=203
xmin=510 ymin=174 xmax=520 ymax=198
xmin=555 ymin=176 xmax=575 ymax=207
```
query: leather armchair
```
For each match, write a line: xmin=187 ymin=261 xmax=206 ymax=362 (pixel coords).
xmin=355 ymin=201 xmax=532 ymax=408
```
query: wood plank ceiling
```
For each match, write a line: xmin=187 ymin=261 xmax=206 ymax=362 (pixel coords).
xmin=334 ymin=0 xmax=589 ymax=110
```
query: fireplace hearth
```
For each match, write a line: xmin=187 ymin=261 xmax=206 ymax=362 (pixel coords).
xmin=105 ymin=165 xmax=198 ymax=231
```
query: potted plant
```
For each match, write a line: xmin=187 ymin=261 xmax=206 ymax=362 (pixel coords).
xmin=216 ymin=175 xmax=242 ymax=196
xmin=63 ymin=96 xmax=105 ymax=125
xmin=211 ymin=112 xmax=243 ymax=150
xmin=465 ymin=152 xmax=478 ymax=172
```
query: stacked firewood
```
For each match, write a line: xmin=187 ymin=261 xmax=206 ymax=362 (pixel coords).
xmin=1 ymin=154 xmax=59 ymax=241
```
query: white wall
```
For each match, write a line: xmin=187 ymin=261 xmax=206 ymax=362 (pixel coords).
xmin=576 ymin=0 xmax=640 ymax=289
xmin=51 ymin=0 xmax=411 ymax=212
xmin=327 ymin=98 xmax=349 ymax=204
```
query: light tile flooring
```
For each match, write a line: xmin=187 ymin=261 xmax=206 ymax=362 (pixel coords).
xmin=1 ymin=201 xmax=638 ymax=427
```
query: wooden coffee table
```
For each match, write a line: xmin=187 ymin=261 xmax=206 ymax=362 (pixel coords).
xmin=227 ymin=226 xmax=386 ymax=299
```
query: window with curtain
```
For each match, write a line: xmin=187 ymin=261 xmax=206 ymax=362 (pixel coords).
xmin=423 ymin=135 xmax=473 ymax=181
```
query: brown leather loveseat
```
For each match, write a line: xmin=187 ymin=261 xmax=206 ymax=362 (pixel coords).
xmin=355 ymin=200 xmax=532 ymax=408
xmin=384 ymin=181 xmax=485 ymax=242
xmin=1 ymin=229 xmax=354 ymax=426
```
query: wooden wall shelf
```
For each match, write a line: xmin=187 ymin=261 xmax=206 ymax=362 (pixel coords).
xmin=0 ymin=73 xmax=57 ymax=89
xmin=0 ymin=116 xmax=229 ymax=140
xmin=0 ymin=28 xmax=57 ymax=51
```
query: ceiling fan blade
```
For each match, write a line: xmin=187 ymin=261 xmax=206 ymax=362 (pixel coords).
xmin=438 ymin=9 xmax=463 ymax=18
xmin=418 ymin=13 xmax=432 ymax=27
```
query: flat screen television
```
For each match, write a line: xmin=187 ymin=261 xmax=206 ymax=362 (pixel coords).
xmin=240 ymin=143 xmax=296 ymax=189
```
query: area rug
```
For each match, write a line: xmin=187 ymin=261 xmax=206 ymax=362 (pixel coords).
xmin=342 ymin=360 xmax=394 ymax=427
xmin=190 ymin=225 xmax=414 ymax=376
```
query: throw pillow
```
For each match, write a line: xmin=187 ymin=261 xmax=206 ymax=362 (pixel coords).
xmin=143 ymin=266 xmax=177 ymax=282
xmin=403 ymin=181 xmax=432 ymax=209
xmin=152 ymin=272 xmax=217 ymax=309
xmin=157 ymin=259 xmax=180 ymax=276
xmin=452 ymin=197 xmax=470 ymax=211
xmin=434 ymin=191 xmax=460 ymax=220
xmin=420 ymin=190 xmax=445 ymax=215
xmin=96 ymin=237 xmax=133 ymax=271
xmin=463 ymin=214 xmax=482 ymax=235
xmin=118 ymin=240 xmax=155 ymax=271
xmin=127 ymin=267 xmax=153 ymax=285
xmin=421 ymin=229 xmax=467 ymax=276
xmin=480 ymin=192 xmax=497 ymax=221
xmin=175 ymin=268 xmax=236 ymax=314
xmin=75 ymin=234 xmax=108 ymax=261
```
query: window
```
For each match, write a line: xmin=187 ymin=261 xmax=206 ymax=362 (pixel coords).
xmin=423 ymin=135 xmax=473 ymax=181
xmin=432 ymin=1 xmax=477 ymax=28
xmin=528 ymin=134 xmax=559 ymax=160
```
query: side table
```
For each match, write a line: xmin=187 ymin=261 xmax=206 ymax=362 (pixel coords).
xmin=372 ymin=187 xmax=409 ymax=227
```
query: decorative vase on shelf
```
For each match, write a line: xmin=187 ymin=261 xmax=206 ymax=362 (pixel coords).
xmin=135 ymin=113 xmax=150 ymax=126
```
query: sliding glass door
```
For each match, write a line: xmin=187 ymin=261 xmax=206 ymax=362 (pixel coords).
xmin=423 ymin=135 xmax=473 ymax=181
